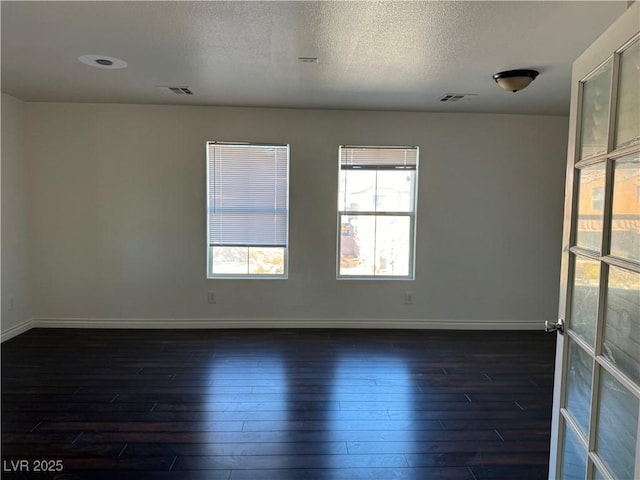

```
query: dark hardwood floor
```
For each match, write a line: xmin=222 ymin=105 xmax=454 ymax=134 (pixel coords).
xmin=1 ymin=328 xmax=556 ymax=480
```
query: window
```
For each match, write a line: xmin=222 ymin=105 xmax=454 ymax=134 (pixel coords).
xmin=206 ymin=142 xmax=289 ymax=278
xmin=337 ymin=145 xmax=418 ymax=279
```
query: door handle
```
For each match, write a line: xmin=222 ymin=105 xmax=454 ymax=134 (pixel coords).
xmin=545 ymin=319 xmax=564 ymax=334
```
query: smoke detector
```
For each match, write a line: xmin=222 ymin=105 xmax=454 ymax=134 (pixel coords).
xmin=78 ymin=54 xmax=128 ymax=69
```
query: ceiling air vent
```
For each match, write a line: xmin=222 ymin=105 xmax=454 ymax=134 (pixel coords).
xmin=298 ymin=57 xmax=318 ymax=64
xmin=439 ymin=93 xmax=477 ymax=102
xmin=157 ymin=86 xmax=194 ymax=95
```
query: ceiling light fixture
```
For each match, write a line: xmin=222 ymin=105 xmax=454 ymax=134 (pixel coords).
xmin=78 ymin=54 xmax=128 ymax=69
xmin=492 ymin=69 xmax=539 ymax=93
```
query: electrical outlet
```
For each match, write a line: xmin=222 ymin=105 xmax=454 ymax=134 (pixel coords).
xmin=404 ymin=291 xmax=414 ymax=305
xmin=207 ymin=292 xmax=216 ymax=304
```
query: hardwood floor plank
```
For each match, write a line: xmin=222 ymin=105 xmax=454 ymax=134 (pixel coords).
xmin=439 ymin=419 xmax=550 ymax=430
xmin=173 ymin=453 xmax=410 ymax=470
xmin=228 ymin=467 xmax=476 ymax=480
xmin=470 ymin=464 xmax=549 ymax=480
xmin=1 ymin=407 xmax=549 ymax=424
xmin=153 ymin=401 xmax=342 ymax=412
xmin=56 ymin=457 xmax=176 ymax=470
xmin=405 ymin=451 xmax=550 ymax=467
xmin=0 ymin=442 xmax=125 ymax=457
xmin=70 ymin=429 xmax=503 ymax=444
xmin=240 ymin=419 xmax=443 ymax=432
xmin=123 ymin=441 xmax=349 ymax=456
xmin=346 ymin=440 xmax=550 ymax=455
xmin=48 ymin=472 xmax=232 ymax=480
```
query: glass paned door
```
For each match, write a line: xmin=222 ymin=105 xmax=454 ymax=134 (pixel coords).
xmin=550 ymin=9 xmax=640 ymax=480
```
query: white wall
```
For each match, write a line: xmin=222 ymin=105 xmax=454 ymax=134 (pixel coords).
xmin=23 ymin=103 xmax=568 ymax=329
xmin=1 ymin=93 xmax=31 ymax=339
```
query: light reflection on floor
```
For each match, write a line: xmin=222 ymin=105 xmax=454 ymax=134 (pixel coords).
xmin=330 ymin=353 xmax=414 ymax=468
xmin=207 ymin=348 xmax=289 ymax=461
xmin=205 ymin=346 xmax=417 ymax=470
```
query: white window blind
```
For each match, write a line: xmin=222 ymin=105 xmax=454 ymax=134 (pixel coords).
xmin=340 ymin=146 xmax=418 ymax=170
xmin=206 ymin=142 xmax=289 ymax=277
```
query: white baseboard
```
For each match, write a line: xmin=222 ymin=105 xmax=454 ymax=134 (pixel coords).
xmin=31 ymin=317 xmax=542 ymax=330
xmin=1 ymin=318 xmax=34 ymax=342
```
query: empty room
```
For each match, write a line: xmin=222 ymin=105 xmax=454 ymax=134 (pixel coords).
xmin=1 ymin=1 xmax=639 ymax=479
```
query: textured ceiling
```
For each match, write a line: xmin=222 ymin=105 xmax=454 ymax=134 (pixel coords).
xmin=1 ymin=1 xmax=629 ymax=115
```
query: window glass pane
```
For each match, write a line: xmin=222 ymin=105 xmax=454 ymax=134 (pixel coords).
xmin=603 ymin=266 xmax=640 ymax=384
xmin=596 ymin=368 xmax=639 ymax=480
xmin=610 ymin=154 xmax=640 ymax=262
xmin=575 ymin=164 xmax=606 ymax=252
xmin=566 ymin=339 xmax=593 ymax=437
xmin=375 ymin=216 xmax=411 ymax=276
xmin=340 ymin=169 xmax=376 ymax=212
xmin=591 ymin=187 xmax=604 ymax=211
xmin=212 ymin=246 xmax=249 ymax=275
xmin=375 ymin=170 xmax=415 ymax=212
xmin=615 ymin=39 xmax=640 ymax=149
xmin=248 ymin=247 xmax=285 ymax=275
xmin=339 ymin=215 xmax=413 ymax=277
xmin=560 ymin=421 xmax=587 ymax=480
xmin=338 ymin=169 xmax=347 ymax=211
xmin=593 ymin=466 xmax=607 ymax=480
xmin=579 ymin=60 xmax=612 ymax=160
xmin=570 ymin=256 xmax=600 ymax=346
xmin=339 ymin=215 xmax=375 ymax=276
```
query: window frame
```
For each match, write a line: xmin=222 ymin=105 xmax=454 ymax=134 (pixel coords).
xmin=336 ymin=145 xmax=419 ymax=280
xmin=206 ymin=141 xmax=290 ymax=280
